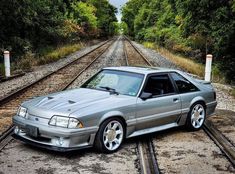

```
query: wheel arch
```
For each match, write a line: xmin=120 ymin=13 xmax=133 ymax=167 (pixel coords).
xmin=190 ymin=96 xmax=207 ymax=110
xmin=98 ymin=111 xmax=127 ymax=128
xmin=94 ymin=111 xmax=127 ymax=153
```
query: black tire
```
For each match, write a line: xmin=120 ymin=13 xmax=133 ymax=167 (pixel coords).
xmin=186 ymin=102 xmax=206 ymax=131
xmin=94 ymin=117 xmax=125 ymax=153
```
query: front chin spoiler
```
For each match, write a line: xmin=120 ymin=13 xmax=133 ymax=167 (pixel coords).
xmin=12 ymin=133 xmax=92 ymax=152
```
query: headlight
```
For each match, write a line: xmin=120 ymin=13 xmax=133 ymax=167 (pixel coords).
xmin=17 ymin=106 xmax=27 ymax=118
xmin=48 ymin=116 xmax=83 ymax=128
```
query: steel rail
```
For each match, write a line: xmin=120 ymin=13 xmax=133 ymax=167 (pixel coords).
xmin=123 ymin=36 xmax=159 ymax=174
xmin=124 ymin=36 xmax=153 ymax=67
xmin=124 ymin=36 xmax=235 ymax=170
xmin=122 ymin=37 xmax=129 ymax=66
xmin=0 ymin=126 xmax=14 ymax=151
xmin=0 ymin=39 xmax=112 ymax=106
xmin=0 ymin=38 xmax=116 ymax=152
xmin=203 ymin=120 xmax=235 ymax=167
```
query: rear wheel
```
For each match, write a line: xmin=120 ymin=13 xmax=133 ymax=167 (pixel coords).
xmin=186 ymin=103 xmax=206 ymax=131
xmin=95 ymin=118 xmax=125 ymax=153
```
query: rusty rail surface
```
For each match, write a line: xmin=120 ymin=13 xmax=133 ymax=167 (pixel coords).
xmin=204 ymin=120 xmax=235 ymax=167
xmin=123 ymin=36 xmax=160 ymax=174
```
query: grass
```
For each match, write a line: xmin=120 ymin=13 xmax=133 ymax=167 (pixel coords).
xmin=143 ymin=41 xmax=204 ymax=77
xmin=231 ymin=88 xmax=235 ymax=98
xmin=15 ymin=43 xmax=83 ymax=71
xmin=0 ymin=42 xmax=83 ymax=77
xmin=143 ymin=41 xmax=224 ymax=82
xmin=37 ymin=43 xmax=83 ymax=65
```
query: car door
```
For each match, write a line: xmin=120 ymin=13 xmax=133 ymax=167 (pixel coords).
xmin=170 ymin=72 xmax=201 ymax=119
xmin=135 ymin=73 xmax=182 ymax=131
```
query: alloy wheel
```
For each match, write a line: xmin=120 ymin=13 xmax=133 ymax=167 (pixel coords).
xmin=191 ymin=104 xmax=205 ymax=129
xmin=103 ymin=120 xmax=124 ymax=151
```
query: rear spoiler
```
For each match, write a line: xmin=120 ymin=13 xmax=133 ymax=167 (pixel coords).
xmin=196 ymin=79 xmax=211 ymax=85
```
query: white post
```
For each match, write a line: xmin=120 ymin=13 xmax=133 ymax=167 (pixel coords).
xmin=205 ymin=54 xmax=212 ymax=81
xmin=4 ymin=51 xmax=11 ymax=77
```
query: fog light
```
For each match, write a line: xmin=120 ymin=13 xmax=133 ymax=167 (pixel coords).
xmin=14 ymin=126 xmax=19 ymax=134
xmin=58 ymin=137 xmax=64 ymax=146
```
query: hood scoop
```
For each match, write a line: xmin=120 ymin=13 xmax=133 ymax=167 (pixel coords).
xmin=68 ymin=100 xmax=76 ymax=104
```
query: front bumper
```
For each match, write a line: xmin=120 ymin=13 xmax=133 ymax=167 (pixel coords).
xmin=12 ymin=115 xmax=98 ymax=152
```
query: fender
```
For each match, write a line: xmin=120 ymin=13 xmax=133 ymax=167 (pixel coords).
xmin=178 ymin=96 xmax=206 ymax=126
xmin=190 ymin=96 xmax=206 ymax=108
xmin=99 ymin=110 xmax=125 ymax=125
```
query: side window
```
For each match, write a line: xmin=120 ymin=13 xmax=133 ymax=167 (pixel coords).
xmin=170 ymin=73 xmax=198 ymax=93
xmin=143 ymin=74 xmax=175 ymax=97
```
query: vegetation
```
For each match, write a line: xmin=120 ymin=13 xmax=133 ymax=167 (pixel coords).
xmin=0 ymin=43 xmax=83 ymax=73
xmin=143 ymin=42 xmax=204 ymax=77
xmin=0 ymin=0 xmax=118 ymax=71
xmin=232 ymin=88 xmax=235 ymax=98
xmin=122 ymin=0 xmax=235 ymax=84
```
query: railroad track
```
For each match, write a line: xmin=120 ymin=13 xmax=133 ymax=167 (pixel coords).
xmin=1 ymin=35 xmax=234 ymax=172
xmin=203 ymin=120 xmax=235 ymax=167
xmin=123 ymin=36 xmax=235 ymax=171
xmin=123 ymin=36 xmax=153 ymax=67
xmin=123 ymin=36 xmax=159 ymax=174
xmin=0 ymin=38 xmax=116 ymax=151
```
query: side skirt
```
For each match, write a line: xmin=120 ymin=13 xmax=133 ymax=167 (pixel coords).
xmin=127 ymin=123 xmax=178 ymax=138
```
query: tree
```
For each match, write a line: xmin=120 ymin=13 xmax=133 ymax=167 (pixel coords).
xmin=0 ymin=0 xmax=117 ymax=62
xmin=88 ymin=0 xmax=118 ymax=37
xmin=121 ymin=0 xmax=235 ymax=83
xmin=69 ymin=1 xmax=97 ymax=37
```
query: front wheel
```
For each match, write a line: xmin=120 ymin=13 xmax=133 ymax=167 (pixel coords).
xmin=95 ymin=118 xmax=125 ymax=153
xmin=186 ymin=103 xmax=206 ymax=131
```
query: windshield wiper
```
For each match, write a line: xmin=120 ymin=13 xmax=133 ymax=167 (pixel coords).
xmin=98 ymin=86 xmax=119 ymax=95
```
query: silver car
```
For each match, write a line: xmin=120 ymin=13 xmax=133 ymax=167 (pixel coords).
xmin=13 ymin=66 xmax=217 ymax=153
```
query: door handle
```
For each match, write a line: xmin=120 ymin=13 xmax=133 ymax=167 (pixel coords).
xmin=173 ymin=98 xmax=180 ymax=103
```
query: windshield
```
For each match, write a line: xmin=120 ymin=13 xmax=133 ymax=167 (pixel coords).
xmin=81 ymin=69 xmax=144 ymax=96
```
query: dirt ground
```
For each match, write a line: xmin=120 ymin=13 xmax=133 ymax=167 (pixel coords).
xmin=0 ymin=38 xmax=235 ymax=174
xmin=0 ymin=139 xmax=138 ymax=174
xmin=208 ymin=109 xmax=235 ymax=147
xmin=152 ymin=126 xmax=235 ymax=174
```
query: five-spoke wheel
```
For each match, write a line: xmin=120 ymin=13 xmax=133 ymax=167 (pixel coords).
xmin=103 ymin=121 xmax=123 ymax=151
xmin=186 ymin=103 xmax=206 ymax=130
xmin=95 ymin=118 xmax=124 ymax=153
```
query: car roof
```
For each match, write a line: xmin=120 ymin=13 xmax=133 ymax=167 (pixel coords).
xmin=103 ymin=66 xmax=179 ymax=75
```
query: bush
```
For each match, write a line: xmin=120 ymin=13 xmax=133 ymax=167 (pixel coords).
xmin=37 ymin=43 xmax=82 ymax=65
xmin=16 ymin=51 xmax=36 ymax=71
xmin=232 ymin=88 xmax=235 ymax=98
xmin=211 ymin=64 xmax=225 ymax=83
xmin=0 ymin=63 xmax=5 ymax=77
xmin=143 ymin=42 xmax=155 ymax=49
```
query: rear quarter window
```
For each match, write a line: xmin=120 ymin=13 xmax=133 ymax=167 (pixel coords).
xmin=170 ymin=72 xmax=199 ymax=93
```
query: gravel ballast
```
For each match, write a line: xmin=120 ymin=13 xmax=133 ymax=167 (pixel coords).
xmin=131 ymin=41 xmax=179 ymax=69
xmin=130 ymin=39 xmax=235 ymax=173
xmin=0 ymin=36 xmax=234 ymax=174
xmin=0 ymin=37 xmax=139 ymax=174
xmin=132 ymin=40 xmax=235 ymax=113
xmin=0 ymin=40 xmax=104 ymax=99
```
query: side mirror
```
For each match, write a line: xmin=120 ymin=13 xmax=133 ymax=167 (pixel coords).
xmin=140 ymin=92 xmax=152 ymax=100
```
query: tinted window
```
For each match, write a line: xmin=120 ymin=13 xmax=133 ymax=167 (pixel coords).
xmin=143 ymin=74 xmax=175 ymax=96
xmin=82 ymin=70 xmax=144 ymax=96
xmin=171 ymin=73 xmax=198 ymax=93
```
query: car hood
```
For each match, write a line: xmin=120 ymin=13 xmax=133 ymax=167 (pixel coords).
xmin=22 ymin=88 xmax=119 ymax=118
